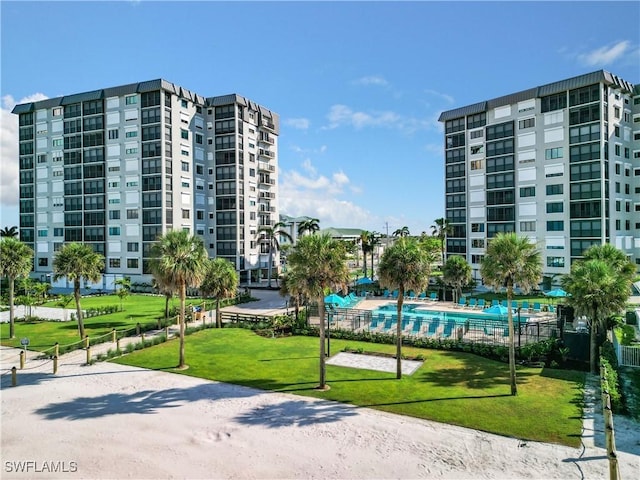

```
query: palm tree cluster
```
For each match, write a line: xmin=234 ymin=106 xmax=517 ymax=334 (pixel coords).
xmin=561 ymin=244 xmax=635 ymax=374
xmin=0 ymin=237 xmax=34 ymax=338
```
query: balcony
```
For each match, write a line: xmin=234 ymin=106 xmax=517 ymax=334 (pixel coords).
xmin=258 ymin=149 xmax=273 ymax=159
xmin=261 ymin=120 xmax=276 ymax=132
xmin=258 ymin=161 xmax=275 ymax=172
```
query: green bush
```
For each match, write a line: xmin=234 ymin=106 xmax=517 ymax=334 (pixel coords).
xmin=619 ymin=325 xmax=636 ymax=346
xmin=600 ymin=357 xmax=622 ymax=412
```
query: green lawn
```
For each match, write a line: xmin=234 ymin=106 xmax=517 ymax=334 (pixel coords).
xmin=112 ymin=328 xmax=585 ymax=447
xmin=0 ymin=294 xmax=204 ymax=351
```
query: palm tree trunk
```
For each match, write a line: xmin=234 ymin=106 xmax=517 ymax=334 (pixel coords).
xmin=590 ymin=306 xmax=598 ymax=374
xmin=216 ymin=298 xmax=222 ymax=328
xmin=267 ymin=241 xmax=273 ymax=288
xmin=9 ymin=277 xmax=15 ymax=339
xmin=164 ymin=294 xmax=170 ymax=320
xmin=507 ymin=285 xmax=517 ymax=396
xmin=318 ymin=298 xmax=327 ymax=389
xmin=74 ymin=279 xmax=85 ymax=339
xmin=178 ymin=282 xmax=186 ymax=368
xmin=396 ymin=290 xmax=404 ymax=379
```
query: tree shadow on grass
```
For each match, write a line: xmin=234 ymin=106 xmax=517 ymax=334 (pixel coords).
xmin=358 ymin=393 xmax=512 ymax=408
xmin=258 ymin=356 xmax=317 ymax=362
xmin=416 ymin=355 xmax=538 ymax=390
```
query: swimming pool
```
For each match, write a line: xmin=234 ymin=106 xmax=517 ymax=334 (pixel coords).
xmin=372 ymin=303 xmax=529 ymax=326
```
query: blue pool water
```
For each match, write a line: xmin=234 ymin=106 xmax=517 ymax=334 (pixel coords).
xmin=372 ymin=303 xmax=529 ymax=326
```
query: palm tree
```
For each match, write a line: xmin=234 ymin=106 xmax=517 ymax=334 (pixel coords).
xmin=443 ymin=255 xmax=472 ymax=304
xmin=152 ymin=276 xmax=175 ymax=321
xmin=200 ymin=258 xmax=239 ymax=328
xmin=480 ymin=233 xmax=542 ymax=396
xmin=287 ymin=233 xmax=350 ymax=389
xmin=114 ymin=277 xmax=131 ymax=311
xmin=53 ymin=243 xmax=105 ymax=339
xmin=378 ymin=237 xmax=434 ymax=379
xmin=0 ymin=238 xmax=33 ymax=338
xmin=430 ymin=217 xmax=452 ymax=267
xmin=150 ymin=230 xmax=208 ymax=369
xmin=257 ymin=221 xmax=292 ymax=288
xmin=0 ymin=226 xmax=19 ymax=238
xmin=297 ymin=218 xmax=320 ymax=237
xmin=369 ymin=232 xmax=381 ymax=279
xmin=359 ymin=230 xmax=373 ymax=279
xmin=562 ymin=244 xmax=635 ymax=374
xmin=393 ymin=226 xmax=410 ymax=238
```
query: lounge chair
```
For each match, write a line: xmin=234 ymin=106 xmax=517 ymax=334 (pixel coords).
xmin=429 ymin=292 xmax=438 ymax=302
xmin=382 ymin=317 xmax=395 ymax=332
xmin=417 ymin=292 xmax=427 ymax=301
xmin=521 ymin=301 xmax=530 ymax=311
xmin=532 ymin=302 xmax=541 ymax=313
xmin=401 ymin=315 xmax=413 ymax=331
xmin=468 ymin=298 xmax=477 ymax=309
xmin=441 ymin=320 xmax=456 ymax=338
xmin=456 ymin=297 xmax=466 ymax=308
xmin=491 ymin=299 xmax=499 ymax=307
xmin=426 ymin=318 xmax=440 ymax=336
xmin=476 ymin=298 xmax=486 ymax=309
xmin=406 ymin=290 xmax=416 ymax=300
xmin=391 ymin=290 xmax=399 ymax=299
xmin=548 ymin=304 xmax=556 ymax=314
xmin=500 ymin=300 xmax=508 ymax=308
xmin=411 ymin=319 xmax=423 ymax=336
xmin=383 ymin=289 xmax=390 ymax=298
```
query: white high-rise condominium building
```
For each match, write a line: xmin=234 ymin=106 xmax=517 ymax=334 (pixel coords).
xmin=438 ymin=70 xmax=639 ymax=282
xmin=13 ymin=79 xmax=279 ymax=289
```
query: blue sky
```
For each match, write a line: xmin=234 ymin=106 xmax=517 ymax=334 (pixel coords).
xmin=1 ymin=1 xmax=639 ymax=235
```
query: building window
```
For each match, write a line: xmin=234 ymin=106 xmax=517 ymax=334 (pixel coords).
xmin=127 ymin=242 xmax=139 ymax=252
xmin=109 ymin=210 xmax=120 ymax=220
xmin=125 ymin=95 xmax=137 ymax=105
xmin=545 ymin=147 xmax=563 ymax=160
xmin=471 ymin=239 xmax=485 ymax=249
xmin=108 ymin=129 xmax=119 ymax=140
xmin=109 ymin=258 xmax=121 ymax=268
xmin=125 ymin=130 xmax=138 ymax=138
xmin=182 ymin=209 xmax=190 ymax=219
xmin=53 ymin=107 xmax=62 ymax=116
xmin=127 ymin=258 xmax=139 ymax=269
xmin=519 ymin=186 xmax=535 ymax=197
xmin=518 ymin=118 xmax=535 ymax=129
xmin=546 ymin=184 xmax=563 ymax=195
xmin=546 ymin=221 xmax=564 ymax=231
xmin=38 ymin=258 xmax=48 ymax=267
xmin=471 ymin=223 xmax=484 ymax=233
xmin=520 ymin=221 xmax=536 ymax=232
xmin=546 ymin=202 xmax=564 ymax=213
xmin=547 ymin=256 xmax=565 ymax=268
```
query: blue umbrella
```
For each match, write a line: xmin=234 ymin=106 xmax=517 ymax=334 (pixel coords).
xmin=483 ymin=305 xmax=510 ymax=316
xmin=544 ymin=288 xmax=569 ymax=298
xmin=355 ymin=277 xmax=373 ymax=285
xmin=324 ymin=293 xmax=346 ymax=306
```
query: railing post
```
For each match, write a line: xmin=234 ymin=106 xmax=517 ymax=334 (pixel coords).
xmin=112 ymin=329 xmax=116 ymax=343
xmin=136 ymin=323 xmax=141 ymax=335
xmin=86 ymin=346 xmax=91 ymax=365
xmin=19 ymin=351 xmax=25 ymax=369
xmin=54 ymin=342 xmax=59 ymax=357
xmin=141 ymin=332 xmax=145 ymax=343
xmin=601 ymin=363 xmax=620 ymax=480
xmin=53 ymin=355 xmax=58 ymax=374
xmin=11 ymin=366 xmax=17 ymax=387
xmin=84 ymin=335 xmax=90 ymax=349
xmin=116 ymin=338 xmax=120 ymax=352
xmin=164 ymin=326 xmax=169 ymax=339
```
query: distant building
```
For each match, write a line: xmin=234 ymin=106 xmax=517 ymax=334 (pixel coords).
xmin=13 ymin=79 xmax=279 ymax=289
xmin=438 ymin=70 xmax=639 ymax=281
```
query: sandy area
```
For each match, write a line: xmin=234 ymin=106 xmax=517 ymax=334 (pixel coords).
xmin=1 ymin=348 xmax=639 ymax=480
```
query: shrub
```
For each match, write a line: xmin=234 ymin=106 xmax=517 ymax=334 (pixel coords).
xmin=600 ymin=357 xmax=622 ymax=412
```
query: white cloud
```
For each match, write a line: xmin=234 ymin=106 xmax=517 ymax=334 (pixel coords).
xmin=577 ymin=40 xmax=631 ymax=66
xmin=284 ymin=117 xmax=310 ymax=130
xmin=0 ymin=93 xmax=48 ymax=223
xmin=279 ymin=162 xmax=374 ymax=229
xmin=324 ymin=104 xmax=434 ymax=134
xmin=352 ymin=75 xmax=389 ymax=87
xmin=325 ymin=104 xmax=401 ymax=130
xmin=424 ymin=89 xmax=454 ymax=104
